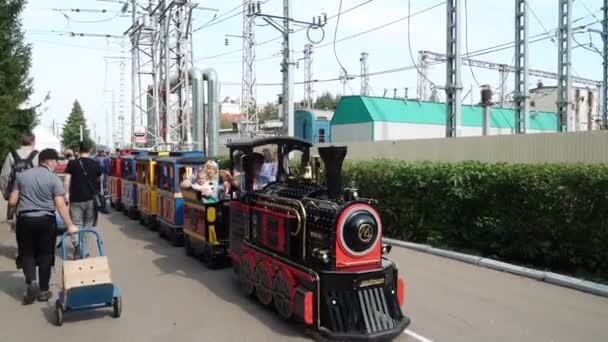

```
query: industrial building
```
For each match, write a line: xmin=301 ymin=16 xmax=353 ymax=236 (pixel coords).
xmin=330 ymin=96 xmax=558 ymax=143
xmin=529 ymin=84 xmax=600 ymax=131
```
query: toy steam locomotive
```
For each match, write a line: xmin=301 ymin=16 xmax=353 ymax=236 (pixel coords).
xmin=110 ymin=137 xmax=410 ymax=340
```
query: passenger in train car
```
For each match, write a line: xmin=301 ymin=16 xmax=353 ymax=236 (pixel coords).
xmin=260 ymin=148 xmax=277 ymax=182
xmin=190 ymin=169 xmax=218 ymax=204
xmin=227 ymin=153 xmax=270 ymax=197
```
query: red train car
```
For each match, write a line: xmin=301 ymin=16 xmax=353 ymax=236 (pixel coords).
xmin=109 ymin=149 xmax=140 ymax=210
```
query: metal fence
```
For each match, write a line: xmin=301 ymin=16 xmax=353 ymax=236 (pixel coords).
xmin=312 ymin=131 xmax=608 ymax=164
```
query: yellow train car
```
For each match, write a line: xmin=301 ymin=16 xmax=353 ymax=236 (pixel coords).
xmin=181 ymin=157 xmax=230 ymax=268
xmin=136 ymin=151 xmax=169 ymax=229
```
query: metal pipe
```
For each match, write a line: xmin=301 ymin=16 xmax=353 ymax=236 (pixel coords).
xmin=203 ymin=68 xmax=220 ymax=156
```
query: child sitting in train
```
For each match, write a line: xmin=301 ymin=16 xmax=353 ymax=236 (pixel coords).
xmin=191 ymin=169 xmax=217 ymax=204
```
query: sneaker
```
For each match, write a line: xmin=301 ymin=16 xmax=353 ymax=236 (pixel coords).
xmin=37 ymin=290 xmax=53 ymax=302
xmin=23 ymin=283 xmax=39 ymax=305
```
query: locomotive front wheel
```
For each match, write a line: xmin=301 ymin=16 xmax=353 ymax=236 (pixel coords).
xmin=55 ymin=300 xmax=63 ymax=326
xmin=112 ymin=296 xmax=122 ymax=318
xmin=255 ymin=261 xmax=273 ymax=306
xmin=273 ymin=269 xmax=296 ymax=320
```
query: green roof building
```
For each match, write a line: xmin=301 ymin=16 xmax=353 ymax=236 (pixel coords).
xmin=330 ymin=96 xmax=558 ymax=142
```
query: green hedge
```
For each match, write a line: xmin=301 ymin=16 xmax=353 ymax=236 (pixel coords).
xmin=342 ymin=160 xmax=608 ymax=282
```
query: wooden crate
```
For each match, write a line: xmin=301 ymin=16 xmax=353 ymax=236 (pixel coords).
xmin=63 ymin=256 xmax=113 ymax=291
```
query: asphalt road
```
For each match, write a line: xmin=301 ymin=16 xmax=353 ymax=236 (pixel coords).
xmin=1 ymin=202 xmax=607 ymax=342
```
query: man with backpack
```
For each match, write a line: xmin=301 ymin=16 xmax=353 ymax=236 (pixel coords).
xmin=0 ymin=132 xmax=38 ymax=269
xmin=1 ymin=132 xmax=38 ymax=203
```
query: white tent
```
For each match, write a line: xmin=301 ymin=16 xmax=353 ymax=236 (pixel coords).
xmin=33 ymin=126 xmax=61 ymax=152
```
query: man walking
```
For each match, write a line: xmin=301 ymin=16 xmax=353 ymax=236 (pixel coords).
xmin=64 ymin=141 xmax=102 ymax=252
xmin=7 ymin=149 xmax=78 ymax=304
xmin=1 ymin=131 xmax=39 ymax=268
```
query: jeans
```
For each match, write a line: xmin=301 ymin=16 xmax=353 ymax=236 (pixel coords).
xmin=16 ymin=215 xmax=56 ymax=291
xmin=69 ymin=200 xmax=98 ymax=255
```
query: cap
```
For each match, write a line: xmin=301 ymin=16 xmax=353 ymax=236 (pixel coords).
xmin=39 ymin=148 xmax=60 ymax=161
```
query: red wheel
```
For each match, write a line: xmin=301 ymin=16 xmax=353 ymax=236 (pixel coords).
xmin=239 ymin=253 xmax=255 ymax=296
xmin=255 ymin=260 xmax=273 ymax=306
xmin=273 ymin=268 xmax=296 ymax=319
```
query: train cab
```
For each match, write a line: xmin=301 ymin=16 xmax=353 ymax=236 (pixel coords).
xmin=135 ymin=151 xmax=169 ymax=228
xmin=120 ymin=150 xmax=147 ymax=218
xmin=181 ymin=156 xmax=231 ymax=268
xmin=155 ymin=151 xmax=204 ymax=246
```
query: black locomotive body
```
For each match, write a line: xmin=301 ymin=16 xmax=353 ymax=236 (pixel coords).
xmin=227 ymin=137 xmax=410 ymax=341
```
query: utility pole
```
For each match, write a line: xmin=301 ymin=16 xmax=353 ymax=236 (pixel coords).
xmin=126 ymin=0 xmax=158 ymax=148
xmin=603 ymin=0 xmax=608 ymax=129
xmin=445 ymin=0 xmax=462 ymax=137
xmin=417 ymin=51 xmax=430 ymax=101
xmin=242 ymin=0 xmax=257 ymax=134
xmin=557 ymin=0 xmax=573 ymax=132
xmin=249 ymin=1 xmax=327 ymax=136
xmin=303 ymin=43 xmax=314 ymax=108
xmin=499 ymin=65 xmax=508 ymax=108
xmin=514 ymin=0 xmax=529 ymax=134
xmin=360 ymin=52 xmax=370 ymax=96
xmin=282 ymin=0 xmax=293 ymax=136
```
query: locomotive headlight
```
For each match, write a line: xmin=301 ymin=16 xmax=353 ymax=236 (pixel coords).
xmin=338 ymin=205 xmax=382 ymax=257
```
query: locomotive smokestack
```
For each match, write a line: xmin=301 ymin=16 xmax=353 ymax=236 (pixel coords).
xmin=318 ymin=146 xmax=347 ymax=200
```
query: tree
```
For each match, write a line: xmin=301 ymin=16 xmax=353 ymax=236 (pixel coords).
xmin=315 ymin=91 xmax=340 ymax=110
xmin=61 ymin=100 xmax=93 ymax=151
xmin=0 ymin=0 xmax=37 ymax=160
xmin=259 ymin=102 xmax=278 ymax=121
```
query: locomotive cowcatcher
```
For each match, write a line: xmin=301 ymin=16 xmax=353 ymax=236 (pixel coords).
xmin=226 ymin=137 xmax=410 ymax=341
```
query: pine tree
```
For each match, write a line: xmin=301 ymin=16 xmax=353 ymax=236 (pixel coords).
xmin=61 ymin=100 xmax=93 ymax=151
xmin=0 ymin=0 xmax=37 ymax=160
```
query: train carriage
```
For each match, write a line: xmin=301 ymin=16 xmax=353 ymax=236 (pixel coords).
xmin=135 ymin=151 xmax=169 ymax=228
xmin=110 ymin=149 xmax=141 ymax=210
xmin=109 ymin=154 xmax=122 ymax=209
xmin=181 ymin=156 xmax=231 ymax=268
xmin=155 ymin=151 xmax=204 ymax=246
xmin=226 ymin=137 xmax=410 ymax=341
xmin=120 ymin=151 xmax=147 ymax=219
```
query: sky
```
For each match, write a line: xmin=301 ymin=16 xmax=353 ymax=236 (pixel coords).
xmin=21 ymin=0 xmax=604 ymax=146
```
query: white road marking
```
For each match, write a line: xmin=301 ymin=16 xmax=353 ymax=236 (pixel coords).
xmin=403 ymin=329 xmax=434 ymax=342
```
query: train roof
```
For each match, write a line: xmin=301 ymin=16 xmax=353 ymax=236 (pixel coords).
xmin=135 ymin=151 xmax=169 ymax=161
xmin=156 ymin=151 xmax=205 ymax=164
xmin=176 ymin=156 xmax=216 ymax=164
xmin=226 ymin=136 xmax=312 ymax=150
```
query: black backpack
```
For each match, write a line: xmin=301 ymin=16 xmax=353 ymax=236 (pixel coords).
xmin=2 ymin=149 xmax=38 ymax=200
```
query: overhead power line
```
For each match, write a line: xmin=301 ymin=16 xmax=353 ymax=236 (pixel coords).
xmin=230 ymin=16 xmax=602 ymax=88
xmin=195 ymin=0 xmax=378 ymax=60
xmin=194 ymin=0 xmax=271 ymax=32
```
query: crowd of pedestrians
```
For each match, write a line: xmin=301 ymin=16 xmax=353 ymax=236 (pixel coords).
xmin=1 ymin=132 xmax=106 ymax=305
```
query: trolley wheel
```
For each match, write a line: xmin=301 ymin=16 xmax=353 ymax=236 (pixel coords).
xmin=184 ymin=235 xmax=195 ymax=257
xmin=55 ymin=299 xmax=63 ymax=326
xmin=170 ymin=229 xmax=183 ymax=247
xmin=112 ymin=296 xmax=122 ymax=318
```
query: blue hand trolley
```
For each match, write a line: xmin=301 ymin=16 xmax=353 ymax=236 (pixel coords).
xmin=55 ymin=228 xmax=122 ymax=326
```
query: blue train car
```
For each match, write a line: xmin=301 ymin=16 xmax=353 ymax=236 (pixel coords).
xmin=294 ymin=109 xmax=331 ymax=144
xmin=155 ymin=151 xmax=205 ymax=246
xmin=120 ymin=150 xmax=148 ymax=219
